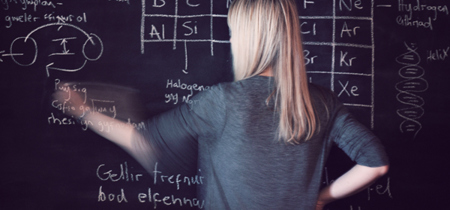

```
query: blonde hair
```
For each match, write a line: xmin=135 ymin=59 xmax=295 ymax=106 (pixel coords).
xmin=228 ymin=0 xmax=317 ymax=144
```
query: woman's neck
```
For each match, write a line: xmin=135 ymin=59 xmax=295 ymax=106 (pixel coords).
xmin=259 ymin=67 xmax=273 ymax=77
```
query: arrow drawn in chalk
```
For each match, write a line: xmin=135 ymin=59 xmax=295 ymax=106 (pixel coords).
xmin=60 ymin=38 xmax=70 ymax=54
xmin=182 ymin=40 xmax=189 ymax=74
xmin=49 ymin=37 xmax=77 ymax=56
xmin=1 ymin=50 xmax=26 ymax=62
xmin=46 ymin=60 xmax=87 ymax=77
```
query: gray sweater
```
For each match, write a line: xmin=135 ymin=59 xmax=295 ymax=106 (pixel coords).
xmin=140 ymin=76 xmax=389 ymax=209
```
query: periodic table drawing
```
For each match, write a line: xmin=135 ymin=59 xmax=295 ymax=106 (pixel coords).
xmin=140 ymin=0 xmax=376 ymax=128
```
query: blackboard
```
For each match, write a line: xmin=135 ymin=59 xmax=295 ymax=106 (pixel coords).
xmin=1 ymin=0 xmax=449 ymax=209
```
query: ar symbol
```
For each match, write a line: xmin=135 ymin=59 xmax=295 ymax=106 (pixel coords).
xmin=341 ymin=21 xmax=360 ymax=38
xmin=338 ymin=80 xmax=359 ymax=97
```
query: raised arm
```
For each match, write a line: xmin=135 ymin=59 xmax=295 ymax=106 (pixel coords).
xmin=53 ymin=87 xmax=155 ymax=172
xmin=81 ymin=112 xmax=136 ymax=151
xmin=315 ymin=164 xmax=389 ymax=210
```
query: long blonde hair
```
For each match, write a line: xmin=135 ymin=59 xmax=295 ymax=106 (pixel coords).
xmin=228 ymin=0 xmax=317 ymax=144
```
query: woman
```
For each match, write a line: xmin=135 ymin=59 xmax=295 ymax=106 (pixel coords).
xmin=55 ymin=0 xmax=389 ymax=209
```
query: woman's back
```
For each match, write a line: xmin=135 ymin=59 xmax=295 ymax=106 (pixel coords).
xmin=143 ymin=76 xmax=388 ymax=209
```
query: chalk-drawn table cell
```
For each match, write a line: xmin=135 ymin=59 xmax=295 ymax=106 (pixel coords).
xmin=335 ymin=19 xmax=372 ymax=45
xmin=176 ymin=17 xmax=211 ymax=40
xmin=145 ymin=0 xmax=177 ymax=14
xmin=335 ymin=0 xmax=372 ymax=17
xmin=304 ymin=45 xmax=333 ymax=71
xmin=333 ymin=74 xmax=372 ymax=106
xmin=144 ymin=17 xmax=175 ymax=41
xmin=300 ymin=19 xmax=334 ymax=43
xmin=212 ymin=17 xmax=230 ymax=41
xmin=212 ymin=1 xmax=231 ymax=15
xmin=177 ymin=1 xmax=210 ymax=15
xmin=308 ymin=72 xmax=333 ymax=88
xmin=334 ymin=46 xmax=372 ymax=75
xmin=297 ymin=1 xmax=333 ymax=16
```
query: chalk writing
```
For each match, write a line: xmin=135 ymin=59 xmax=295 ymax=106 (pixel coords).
xmin=138 ymin=188 xmax=205 ymax=209
xmin=166 ymin=79 xmax=210 ymax=94
xmin=90 ymin=99 xmax=117 ymax=118
xmin=4 ymin=12 xmax=88 ymax=28
xmin=153 ymin=162 xmax=204 ymax=191
xmin=367 ymin=177 xmax=392 ymax=200
xmin=396 ymin=15 xmax=433 ymax=30
xmin=98 ymin=186 xmax=129 ymax=203
xmin=337 ymin=80 xmax=360 ymax=97
xmin=43 ymin=12 xmax=88 ymax=24
xmin=4 ymin=13 xmax=40 ymax=28
xmin=1 ymin=0 xmax=62 ymax=11
xmin=1 ymin=0 xmax=88 ymax=29
xmin=398 ymin=0 xmax=449 ymax=21
xmin=109 ymin=0 xmax=130 ymax=5
xmin=95 ymin=162 xmax=205 ymax=208
xmin=395 ymin=43 xmax=428 ymax=138
xmin=49 ymin=80 xmax=146 ymax=132
xmin=304 ymin=49 xmax=318 ymax=65
xmin=97 ymin=162 xmax=144 ymax=182
xmin=54 ymin=79 xmax=88 ymax=101
xmin=165 ymin=78 xmax=210 ymax=105
xmin=396 ymin=0 xmax=449 ymax=30
xmin=427 ymin=46 xmax=449 ymax=63
xmin=47 ymin=112 xmax=82 ymax=126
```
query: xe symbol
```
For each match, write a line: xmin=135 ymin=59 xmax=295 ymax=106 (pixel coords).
xmin=338 ymin=80 xmax=359 ymax=97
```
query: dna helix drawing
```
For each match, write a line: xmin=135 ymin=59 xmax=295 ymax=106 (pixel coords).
xmin=395 ymin=42 xmax=429 ymax=138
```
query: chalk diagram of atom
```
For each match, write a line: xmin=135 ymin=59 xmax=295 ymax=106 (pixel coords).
xmin=1 ymin=22 xmax=103 ymax=77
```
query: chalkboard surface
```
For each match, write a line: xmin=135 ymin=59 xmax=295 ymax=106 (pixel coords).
xmin=1 ymin=0 xmax=449 ymax=209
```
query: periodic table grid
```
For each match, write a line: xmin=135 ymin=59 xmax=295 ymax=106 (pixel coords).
xmin=302 ymin=0 xmax=375 ymax=128
xmin=140 ymin=0 xmax=375 ymax=128
xmin=140 ymin=0 xmax=229 ymax=56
